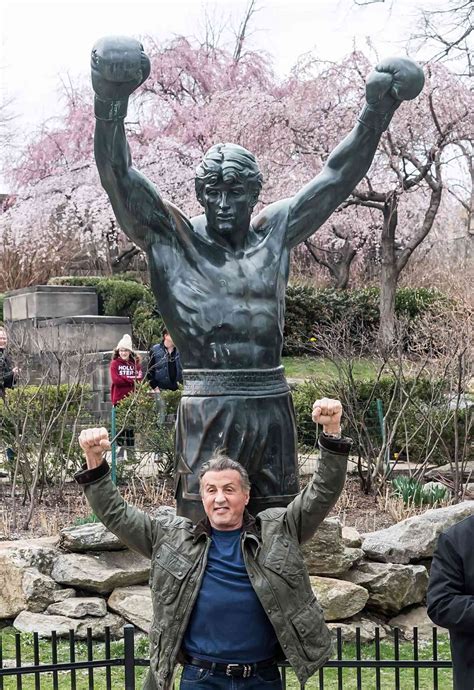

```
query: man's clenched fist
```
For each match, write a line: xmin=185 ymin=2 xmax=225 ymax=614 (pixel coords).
xmin=365 ymin=57 xmax=424 ymax=113
xmin=312 ymin=398 xmax=343 ymax=435
xmin=91 ymin=36 xmax=151 ymax=101
xmin=79 ymin=427 xmax=111 ymax=470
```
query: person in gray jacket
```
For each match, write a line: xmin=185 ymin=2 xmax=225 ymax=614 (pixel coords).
xmin=76 ymin=397 xmax=350 ymax=689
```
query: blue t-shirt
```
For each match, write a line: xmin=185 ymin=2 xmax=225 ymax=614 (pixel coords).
xmin=183 ymin=527 xmax=278 ymax=663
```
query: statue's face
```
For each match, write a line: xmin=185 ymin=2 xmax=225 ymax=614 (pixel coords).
xmin=202 ymin=180 xmax=253 ymax=239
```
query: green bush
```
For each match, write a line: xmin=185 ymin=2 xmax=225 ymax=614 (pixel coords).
xmin=0 ymin=383 xmax=91 ymax=480
xmin=283 ymin=285 xmax=448 ymax=356
xmin=114 ymin=385 xmax=179 ymax=474
xmin=48 ymin=276 xmax=163 ymax=349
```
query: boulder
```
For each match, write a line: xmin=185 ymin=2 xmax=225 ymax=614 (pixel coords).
xmin=0 ymin=537 xmax=59 ymax=574
xmin=426 ymin=462 xmax=474 ymax=479
xmin=52 ymin=588 xmax=76 ymax=602
xmin=327 ymin=615 xmax=390 ymax=643
xmin=59 ymin=524 xmax=125 ymax=552
xmin=362 ymin=501 xmax=474 ymax=564
xmin=302 ymin=517 xmax=364 ymax=576
xmin=342 ymin=526 xmax=362 ymax=548
xmin=389 ymin=606 xmax=449 ymax=640
xmin=13 ymin=610 xmax=126 ymax=639
xmin=108 ymin=585 xmax=153 ymax=633
xmin=344 ymin=561 xmax=428 ymax=615
xmin=47 ymin=597 xmax=107 ymax=619
xmin=0 ymin=563 xmax=64 ymax=619
xmin=51 ymin=550 xmax=150 ymax=594
xmin=310 ymin=576 xmax=368 ymax=621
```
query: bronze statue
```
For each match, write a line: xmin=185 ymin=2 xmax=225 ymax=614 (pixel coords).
xmin=91 ymin=37 xmax=424 ymax=521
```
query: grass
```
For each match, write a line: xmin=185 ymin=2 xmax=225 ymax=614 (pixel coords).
xmin=282 ymin=356 xmax=378 ymax=381
xmin=0 ymin=628 xmax=452 ymax=689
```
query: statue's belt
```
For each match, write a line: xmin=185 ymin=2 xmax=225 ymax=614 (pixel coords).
xmin=182 ymin=366 xmax=290 ymax=397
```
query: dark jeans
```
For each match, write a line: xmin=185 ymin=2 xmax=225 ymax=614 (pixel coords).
xmin=180 ymin=664 xmax=282 ymax=689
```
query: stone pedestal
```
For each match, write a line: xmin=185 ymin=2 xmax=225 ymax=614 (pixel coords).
xmin=4 ymin=285 xmax=98 ymax=322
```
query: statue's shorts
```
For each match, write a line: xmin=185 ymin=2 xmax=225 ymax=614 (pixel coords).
xmin=175 ymin=367 xmax=300 ymax=522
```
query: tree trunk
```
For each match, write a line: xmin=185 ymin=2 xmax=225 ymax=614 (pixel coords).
xmin=378 ymin=193 xmax=399 ymax=353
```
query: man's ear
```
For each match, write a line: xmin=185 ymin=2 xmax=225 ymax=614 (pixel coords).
xmin=245 ymin=493 xmax=250 ymax=505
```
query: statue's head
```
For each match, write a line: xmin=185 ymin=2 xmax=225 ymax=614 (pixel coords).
xmin=195 ymin=143 xmax=263 ymax=242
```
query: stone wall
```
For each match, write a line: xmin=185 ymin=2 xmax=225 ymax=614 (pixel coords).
xmin=2 ymin=501 xmax=473 ymax=641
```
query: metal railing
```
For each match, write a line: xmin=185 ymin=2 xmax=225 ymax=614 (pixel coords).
xmin=0 ymin=625 xmax=452 ymax=689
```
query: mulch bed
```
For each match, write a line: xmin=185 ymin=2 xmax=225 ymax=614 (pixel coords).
xmin=0 ymin=475 xmax=395 ymax=542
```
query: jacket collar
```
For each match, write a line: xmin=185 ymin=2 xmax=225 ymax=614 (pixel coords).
xmin=192 ymin=509 xmax=260 ymax=543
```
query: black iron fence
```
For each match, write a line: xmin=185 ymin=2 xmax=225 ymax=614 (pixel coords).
xmin=0 ymin=625 xmax=452 ymax=689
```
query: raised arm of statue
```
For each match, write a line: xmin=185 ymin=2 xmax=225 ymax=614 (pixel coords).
xmin=92 ymin=36 xmax=177 ymax=250
xmin=284 ymin=57 xmax=425 ymax=249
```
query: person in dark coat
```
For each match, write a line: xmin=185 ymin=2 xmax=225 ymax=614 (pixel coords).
xmin=147 ymin=328 xmax=183 ymax=392
xmin=0 ymin=325 xmax=17 ymax=398
xmin=427 ymin=515 xmax=474 ymax=690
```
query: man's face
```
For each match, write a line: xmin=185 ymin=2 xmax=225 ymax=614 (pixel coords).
xmin=202 ymin=181 xmax=253 ymax=239
xmin=201 ymin=469 xmax=249 ymax=531
xmin=163 ymin=333 xmax=174 ymax=350
xmin=0 ymin=329 xmax=7 ymax=349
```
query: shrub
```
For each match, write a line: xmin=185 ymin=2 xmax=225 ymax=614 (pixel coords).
xmin=48 ymin=276 xmax=163 ymax=350
xmin=283 ymin=285 xmax=449 ymax=356
xmin=1 ymin=383 xmax=91 ymax=481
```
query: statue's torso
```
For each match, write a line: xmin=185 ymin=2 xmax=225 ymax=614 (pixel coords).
xmin=148 ymin=207 xmax=290 ymax=369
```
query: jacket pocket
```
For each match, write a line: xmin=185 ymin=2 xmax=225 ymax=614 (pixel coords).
xmin=152 ymin=543 xmax=193 ymax=604
xmin=291 ymin=598 xmax=332 ymax=660
xmin=263 ymin=535 xmax=304 ymax=587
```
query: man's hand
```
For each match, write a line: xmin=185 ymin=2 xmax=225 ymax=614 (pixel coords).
xmin=312 ymin=398 xmax=343 ymax=435
xmin=365 ymin=57 xmax=424 ymax=114
xmin=91 ymin=36 xmax=151 ymax=101
xmin=78 ymin=427 xmax=111 ymax=470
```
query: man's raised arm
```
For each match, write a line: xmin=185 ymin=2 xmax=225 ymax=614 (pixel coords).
xmin=92 ymin=36 xmax=175 ymax=250
xmin=285 ymin=57 xmax=425 ymax=248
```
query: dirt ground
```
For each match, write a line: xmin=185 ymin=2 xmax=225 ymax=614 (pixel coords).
xmin=0 ymin=476 xmax=396 ymax=541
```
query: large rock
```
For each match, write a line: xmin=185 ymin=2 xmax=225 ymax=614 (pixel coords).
xmin=59 ymin=524 xmax=125 ymax=552
xmin=0 ymin=539 xmax=65 ymax=618
xmin=51 ymin=550 xmax=150 ymax=594
xmin=362 ymin=501 xmax=474 ymax=564
xmin=0 ymin=537 xmax=59 ymax=574
xmin=344 ymin=561 xmax=429 ymax=615
xmin=310 ymin=576 xmax=368 ymax=621
xmin=342 ymin=526 xmax=362 ymax=548
xmin=302 ymin=518 xmax=364 ymax=576
xmin=108 ymin=585 xmax=153 ymax=633
xmin=327 ymin=615 xmax=390 ymax=643
xmin=13 ymin=610 xmax=126 ymax=639
xmin=47 ymin=597 xmax=107 ymax=619
xmin=389 ymin=606 xmax=449 ymax=640
xmin=426 ymin=462 xmax=474 ymax=479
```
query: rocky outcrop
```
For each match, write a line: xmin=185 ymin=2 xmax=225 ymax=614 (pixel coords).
xmin=108 ymin=586 xmax=153 ymax=633
xmin=302 ymin=518 xmax=364 ymax=576
xmin=342 ymin=526 xmax=362 ymax=548
xmin=51 ymin=550 xmax=150 ymax=594
xmin=327 ymin=615 xmax=390 ymax=643
xmin=47 ymin=597 xmax=107 ymax=619
xmin=344 ymin=561 xmax=429 ymax=615
xmin=389 ymin=606 xmax=449 ymax=640
xmin=310 ymin=576 xmax=368 ymax=621
xmin=59 ymin=523 xmax=125 ymax=552
xmin=0 ymin=539 xmax=64 ymax=618
xmin=361 ymin=501 xmax=474 ymax=564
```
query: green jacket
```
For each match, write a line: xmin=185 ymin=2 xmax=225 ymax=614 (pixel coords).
xmin=76 ymin=435 xmax=349 ymax=689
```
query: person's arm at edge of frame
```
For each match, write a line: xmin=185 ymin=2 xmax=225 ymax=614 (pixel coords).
xmin=74 ymin=427 xmax=155 ymax=559
xmin=285 ymin=398 xmax=351 ymax=544
xmin=427 ymin=528 xmax=474 ymax=633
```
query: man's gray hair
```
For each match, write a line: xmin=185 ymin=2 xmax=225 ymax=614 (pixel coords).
xmin=199 ymin=449 xmax=251 ymax=493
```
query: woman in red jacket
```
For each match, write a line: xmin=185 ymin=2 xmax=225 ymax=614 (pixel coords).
xmin=109 ymin=334 xmax=143 ymax=457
